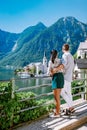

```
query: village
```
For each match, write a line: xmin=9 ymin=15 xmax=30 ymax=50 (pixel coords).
xmin=16 ymin=39 xmax=87 ymax=79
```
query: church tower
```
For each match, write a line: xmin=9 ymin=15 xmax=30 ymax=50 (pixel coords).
xmin=43 ymin=51 xmax=47 ymax=67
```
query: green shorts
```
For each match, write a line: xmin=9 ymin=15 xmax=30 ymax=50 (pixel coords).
xmin=52 ymin=72 xmax=64 ymax=90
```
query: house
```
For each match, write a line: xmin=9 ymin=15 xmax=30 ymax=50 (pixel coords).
xmin=35 ymin=62 xmax=44 ymax=75
xmin=77 ymin=39 xmax=87 ymax=59
xmin=25 ymin=52 xmax=48 ymax=76
xmin=35 ymin=52 xmax=48 ymax=75
xmin=75 ymin=39 xmax=87 ymax=78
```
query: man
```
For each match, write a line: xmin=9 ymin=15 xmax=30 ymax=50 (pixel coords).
xmin=52 ymin=44 xmax=75 ymax=115
xmin=61 ymin=44 xmax=75 ymax=114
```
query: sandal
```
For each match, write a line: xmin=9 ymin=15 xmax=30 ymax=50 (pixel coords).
xmin=69 ymin=108 xmax=75 ymax=113
xmin=64 ymin=108 xmax=75 ymax=115
xmin=64 ymin=109 xmax=71 ymax=115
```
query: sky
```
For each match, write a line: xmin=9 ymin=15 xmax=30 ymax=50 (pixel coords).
xmin=0 ymin=0 xmax=87 ymax=33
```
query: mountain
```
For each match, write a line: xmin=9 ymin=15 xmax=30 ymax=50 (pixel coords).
xmin=0 ymin=22 xmax=47 ymax=67
xmin=0 ymin=17 xmax=87 ymax=67
xmin=0 ymin=29 xmax=20 ymax=60
xmin=15 ymin=22 xmax=47 ymax=52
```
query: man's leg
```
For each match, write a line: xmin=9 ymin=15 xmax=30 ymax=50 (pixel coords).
xmin=61 ymin=80 xmax=73 ymax=108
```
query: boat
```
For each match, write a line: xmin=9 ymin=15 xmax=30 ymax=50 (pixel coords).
xmin=18 ymin=72 xmax=30 ymax=78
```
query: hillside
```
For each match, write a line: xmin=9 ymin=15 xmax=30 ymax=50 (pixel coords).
xmin=0 ymin=29 xmax=20 ymax=60
xmin=0 ymin=16 xmax=87 ymax=67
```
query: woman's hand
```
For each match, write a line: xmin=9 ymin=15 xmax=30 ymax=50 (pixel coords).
xmin=50 ymin=69 xmax=54 ymax=76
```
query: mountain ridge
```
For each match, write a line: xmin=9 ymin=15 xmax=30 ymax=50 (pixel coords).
xmin=0 ymin=16 xmax=87 ymax=67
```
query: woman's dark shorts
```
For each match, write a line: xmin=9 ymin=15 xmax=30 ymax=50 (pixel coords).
xmin=52 ymin=72 xmax=64 ymax=90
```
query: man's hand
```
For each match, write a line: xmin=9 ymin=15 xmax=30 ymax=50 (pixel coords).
xmin=52 ymin=64 xmax=64 ymax=74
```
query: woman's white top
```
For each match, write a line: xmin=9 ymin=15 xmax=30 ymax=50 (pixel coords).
xmin=47 ymin=58 xmax=61 ymax=75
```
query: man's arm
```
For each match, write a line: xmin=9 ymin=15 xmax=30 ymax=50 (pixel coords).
xmin=52 ymin=64 xmax=64 ymax=74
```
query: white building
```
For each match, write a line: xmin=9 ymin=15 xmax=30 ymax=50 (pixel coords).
xmin=27 ymin=52 xmax=48 ymax=76
xmin=43 ymin=51 xmax=47 ymax=66
xmin=77 ymin=39 xmax=87 ymax=59
xmin=43 ymin=51 xmax=48 ymax=74
xmin=75 ymin=39 xmax=87 ymax=78
xmin=35 ymin=62 xmax=44 ymax=75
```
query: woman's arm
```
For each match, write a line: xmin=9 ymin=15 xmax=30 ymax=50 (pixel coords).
xmin=52 ymin=64 xmax=64 ymax=74
xmin=47 ymin=61 xmax=54 ymax=76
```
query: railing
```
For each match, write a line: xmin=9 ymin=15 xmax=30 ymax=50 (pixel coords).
xmin=11 ymin=76 xmax=53 ymax=113
xmin=1 ymin=75 xmax=87 ymax=110
xmin=0 ymin=70 xmax=87 ymax=129
xmin=0 ymin=72 xmax=87 ymax=108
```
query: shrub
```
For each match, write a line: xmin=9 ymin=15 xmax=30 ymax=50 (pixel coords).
xmin=0 ymin=82 xmax=54 ymax=130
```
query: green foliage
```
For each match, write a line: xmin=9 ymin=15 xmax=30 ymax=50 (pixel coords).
xmin=14 ymin=68 xmax=24 ymax=75
xmin=0 ymin=81 xmax=12 ymax=103
xmin=39 ymin=70 xmax=42 ymax=74
xmin=0 ymin=79 xmax=85 ymax=129
xmin=0 ymin=30 xmax=19 ymax=60
xmin=29 ymin=66 xmax=36 ymax=74
xmin=73 ymin=53 xmax=77 ymax=59
xmin=72 ymin=80 xmax=85 ymax=94
xmin=0 ymin=82 xmax=54 ymax=130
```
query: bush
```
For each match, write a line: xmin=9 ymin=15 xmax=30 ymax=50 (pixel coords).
xmin=0 ymin=82 xmax=54 ymax=130
xmin=71 ymin=80 xmax=84 ymax=94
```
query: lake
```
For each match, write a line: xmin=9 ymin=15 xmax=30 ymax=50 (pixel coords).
xmin=0 ymin=67 xmax=52 ymax=98
xmin=0 ymin=67 xmax=18 ymax=80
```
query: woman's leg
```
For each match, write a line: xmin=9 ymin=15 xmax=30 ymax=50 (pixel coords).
xmin=53 ymin=88 xmax=61 ymax=115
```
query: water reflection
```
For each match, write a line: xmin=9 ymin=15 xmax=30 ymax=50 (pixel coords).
xmin=0 ymin=67 xmax=52 ymax=99
xmin=15 ymin=77 xmax=52 ymax=95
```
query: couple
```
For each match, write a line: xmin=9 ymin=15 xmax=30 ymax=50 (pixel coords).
xmin=48 ymin=44 xmax=75 ymax=117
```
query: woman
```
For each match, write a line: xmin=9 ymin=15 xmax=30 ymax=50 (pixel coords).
xmin=48 ymin=50 xmax=64 ymax=117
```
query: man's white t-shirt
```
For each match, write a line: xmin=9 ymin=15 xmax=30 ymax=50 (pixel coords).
xmin=62 ymin=51 xmax=74 ymax=82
